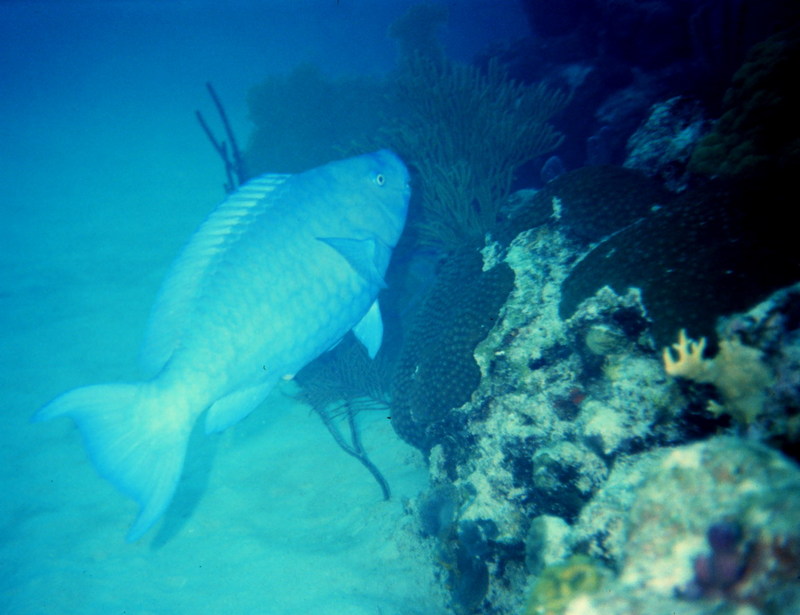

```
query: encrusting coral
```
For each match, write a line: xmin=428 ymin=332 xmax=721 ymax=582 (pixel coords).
xmin=571 ymin=437 xmax=800 ymax=614
xmin=663 ymin=329 xmax=774 ymax=425
xmin=524 ymin=555 xmax=610 ymax=615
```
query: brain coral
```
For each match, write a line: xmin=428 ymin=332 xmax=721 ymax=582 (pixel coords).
xmin=558 ymin=168 xmax=800 ymax=347
xmin=497 ymin=166 xmax=671 ymax=248
xmin=390 ymin=245 xmax=514 ymax=452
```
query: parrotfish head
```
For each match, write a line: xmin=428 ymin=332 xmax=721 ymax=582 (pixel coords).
xmin=322 ymin=149 xmax=411 ymax=248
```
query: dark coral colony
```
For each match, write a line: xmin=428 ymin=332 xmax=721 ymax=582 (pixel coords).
xmin=237 ymin=2 xmax=800 ymax=613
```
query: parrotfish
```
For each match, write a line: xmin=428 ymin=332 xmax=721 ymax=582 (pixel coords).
xmin=35 ymin=150 xmax=411 ymax=541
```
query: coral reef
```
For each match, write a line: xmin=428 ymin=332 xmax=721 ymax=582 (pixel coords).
xmin=234 ymin=12 xmax=800 ymax=615
xmin=409 ymin=220 xmax=690 ymax=613
xmin=230 ymin=10 xmax=800 ymax=612
xmin=571 ymin=437 xmax=800 ymax=614
xmin=333 ymin=7 xmax=800 ymax=615
xmin=400 ymin=193 xmax=800 ymax=613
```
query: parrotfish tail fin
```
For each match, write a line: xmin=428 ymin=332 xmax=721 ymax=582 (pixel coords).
xmin=33 ymin=383 xmax=192 ymax=542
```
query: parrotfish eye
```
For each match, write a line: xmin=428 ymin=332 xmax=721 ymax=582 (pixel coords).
xmin=374 ymin=173 xmax=385 ymax=186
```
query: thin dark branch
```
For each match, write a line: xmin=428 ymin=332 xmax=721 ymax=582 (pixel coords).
xmin=312 ymin=400 xmax=391 ymax=501
xmin=195 ymin=109 xmax=236 ymax=193
xmin=195 ymin=82 xmax=248 ymax=193
xmin=205 ymin=82 xmax=248 ymax=187
xmin=346 ymin=407 xmax=391 ymax=500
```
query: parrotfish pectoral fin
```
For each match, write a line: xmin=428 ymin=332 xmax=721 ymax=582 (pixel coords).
xmin=33 ymin=383 xmax=191 ymax=542
xmin=352 ymin=299 xmax=384 ymax=358
xmin=204 ymin=378 xmax=278 ymax=434
xmin=317 ymin=237 xmax=387 ymax=289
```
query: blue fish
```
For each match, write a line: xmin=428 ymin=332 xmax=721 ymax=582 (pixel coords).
xmin=35 ymin=150 xmax=411 ymax=541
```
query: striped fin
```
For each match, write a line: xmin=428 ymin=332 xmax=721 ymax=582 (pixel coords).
xmin=140 ymin=174 xmax=291 ymax=375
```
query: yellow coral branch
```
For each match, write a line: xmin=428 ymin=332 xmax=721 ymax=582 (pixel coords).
xmin=663 ymin=329 xmax=773 ymax=425
xmin=662 ymin=329 xmax=709 ymax=380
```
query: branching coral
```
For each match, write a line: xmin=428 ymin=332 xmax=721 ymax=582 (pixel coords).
xmin=663 ymin=329 xmax=774 ymax=424
xmin=662 ymin=329 xmax=709 ymax=378
xmin=387 ymin=55 xmax=568 ymax=249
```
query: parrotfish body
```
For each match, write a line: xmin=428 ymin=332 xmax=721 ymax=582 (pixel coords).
xmin=35 ymin=150 xmax=410 ymax=541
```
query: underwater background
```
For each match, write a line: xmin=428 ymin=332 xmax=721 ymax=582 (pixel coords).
xmin=2 ymin=1 xmax=799 ymax=614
